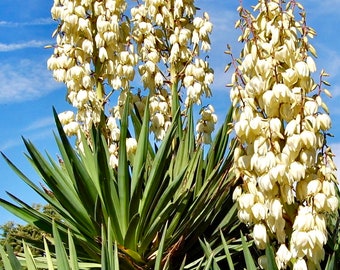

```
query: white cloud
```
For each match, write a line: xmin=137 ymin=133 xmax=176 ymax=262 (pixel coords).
xmin=0 ymin=116 xmax=56 ymax=151
xmin=0 ymin=138 xmax=23 ymax=151
xmin=0 ymin=18 xmax=54 ymax=27
xmin=23 ymin=117 xmax=55 ymax=132
xmin=0 ymin=128 xmax=55 ymax=152
xmin=306 ymin=0 xmax=340 ymax=15
xmin=0 ymin=40 xmax=51 ymax=52
xmin=0 ymin=59 xmax=61 ymax=104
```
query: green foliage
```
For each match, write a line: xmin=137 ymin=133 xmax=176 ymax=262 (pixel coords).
xmin=0 ymin=104 xmax=255 ymax=269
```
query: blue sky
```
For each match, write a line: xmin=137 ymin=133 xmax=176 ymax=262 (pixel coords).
xmin=0 ymin=0 xmax=340 ymax=224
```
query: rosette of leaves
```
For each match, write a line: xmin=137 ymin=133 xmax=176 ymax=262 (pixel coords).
xmin=0 ymin=94 xmax=253 ymax=269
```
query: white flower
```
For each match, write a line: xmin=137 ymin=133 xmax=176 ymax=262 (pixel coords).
xmin=307 ymin=179 xmax=322 ymax=196
xmin=77 ymin=90 xmax=88 ymax=104
xmin=295 ymin=61 xmax=309 ymax=78
xmin=304 ymin=100 xmax=318 ymax=115
xmin=109 ymin=154 xmax=118 ymax=168
xmin=232 ymin=186 xmax=243 ymax=201
xmin=251 ymin=203 xmax=266 ymax=220
xmin=313 ymin=193 xmax=327 ymax=210
xmin=300 ymin=130 xmax=316 ymax=148
xmin=282 ymin=68 xmax=298 ymax=86
xmin=126 ymin=137 xmax=138 ymax=163
xmin=99 ymin=47 xmax=108 ymax=62
xmin=63 ymin=121 xmax=79 ymax=136
xmin=276 ymin=244 xmax=291 ymax=269
xmin=238 ymin=193 xmax=255 ymax=209
xmin=293 ymin=259 xmax=307 ymax=270
xmin=317 ymin=113 xmax=331 ymax=130
xmin=270 ymin=199 xmax=283 ymax=220
xmin=152 ymin=113 xmax=165 ymax=128
xmin=154 ymin=72 xmax=164 ymax=86
xmin=253 ymin=223 xmax=267 ymax=249
xmin=58 ymin=111 xmax=75 ymax=125
xmin=306 ymin=56 xmax=316 ymax=73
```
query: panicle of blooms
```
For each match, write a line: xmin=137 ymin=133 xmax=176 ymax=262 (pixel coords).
xmin=230 ymin=0 xmax=338 ymax=268
xmin=49 ymin=0 xmax=137 ymax=142
xmin=49 ymin=0 xmax=217 ymax=170
xmin=131 ymin=0 xmax=214 ymax=142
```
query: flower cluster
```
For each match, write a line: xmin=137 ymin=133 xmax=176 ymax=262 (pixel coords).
xmin=131 ymin=0 xmax=215 ymax=140
xmin=58 ymin=110 xmax=79 ymax=136
xmin=230 ymin=1 xmax=338 ymax=269
xmin=49 ymin=0 xmax=216 ymax=149
xmin=184 ymin=58 xmax=214 ymax=107
xmin=149 ymin=92 xmax=172 ymax=140
xmin=48 ymin=0 xmax=136 ymax=134
xmin=196 ymin=105 xmax=217 ymax=144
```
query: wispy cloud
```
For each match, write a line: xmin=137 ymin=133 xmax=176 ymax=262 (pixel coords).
xmin=0 ymin=128 xmax=56 ymax=151
xmin=0 ymin=18 xmax=54 ymax=27
xmin=306 ymin=0 xmax=340 ymax=16
xmin=0 ymin=59 xmax=61 ymax=104
xmin=0 ymin=116 xmax=56 ymax=151
xmin=0 ymin=40 xmax=51 ymax=52
xmin=23 ymin=117 xmax=55 ymax=132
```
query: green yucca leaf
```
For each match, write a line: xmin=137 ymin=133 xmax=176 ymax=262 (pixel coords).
xmin=118 ymin=97 xmax=131 ymax=235
xmin=23 ymin=135 xmax=96 ymax=237
xmin=178 ymin=256 xmax=186 ymax=270
xmin=170 ymin=76 xmax=182 ymax=137
xmin=52 ymin=221 xmax=71 ymax=270
xmin=124 ymin=213 xmax=140 ymax=251
xmin=23 ymin=241 xmax=37 ymax=270
xmin=220 ymin=230 xmax=235 ymax=270
xmin=0 ymin=245 xmax=15 ymax=270
xmin=325 ymin=252 xmax=335 ymax=270
xmin=0 ymin=152 xmax=67 ymax=217
xmin=68 ymin=230 xmax=79 ymax=270
xmin=213 ymin=202 xmax=238 ymax=236
xmin=198 ymin=238 xmax=220 ymax=270
xmin=136 ymin=116 xmax=178 ymax=251
xmin=43 ymin=237 xmax=55 ymax=270
xmin=113 ymin=241 xmax=120 ymax=270
xmin=0 ymin=194 xmax=55 ymax=233
xmin=240 ymin=231 xmax=257 ymax=270
xmin=154 ymin=222 xmax=168 ymax=270
xmin=93 ymin=130 xmax=123 ymax=242
xmin=172 ymin=107 xmax=194 ymax=178
xmin=52 ymin=109 xmax=99 ymax=221
xmin=5 ymin=244 xmax=21 ymax=270
xmin=265 ymin=244 xmax=278 ymax=270
xmin=149 ymin=167 xmax=185 ymax=225
xmin=130 ymin=107 xmax=155 ymax=160
xmin=2 ymin=150 xmax=89 ymax=237
xmin=101 ymin=223 xmax=109 ymax=269
xmin=130 ymin=97 xmax=150 ymax=218
xmin=140 ymin=201 xmax=178 ymax=255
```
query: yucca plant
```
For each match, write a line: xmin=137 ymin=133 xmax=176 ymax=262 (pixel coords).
xmin=0 ymin=95 xmax=251 ymax=269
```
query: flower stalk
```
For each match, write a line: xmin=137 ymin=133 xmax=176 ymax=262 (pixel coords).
xmin=230 ymin=1 xmax=338 ymax=269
